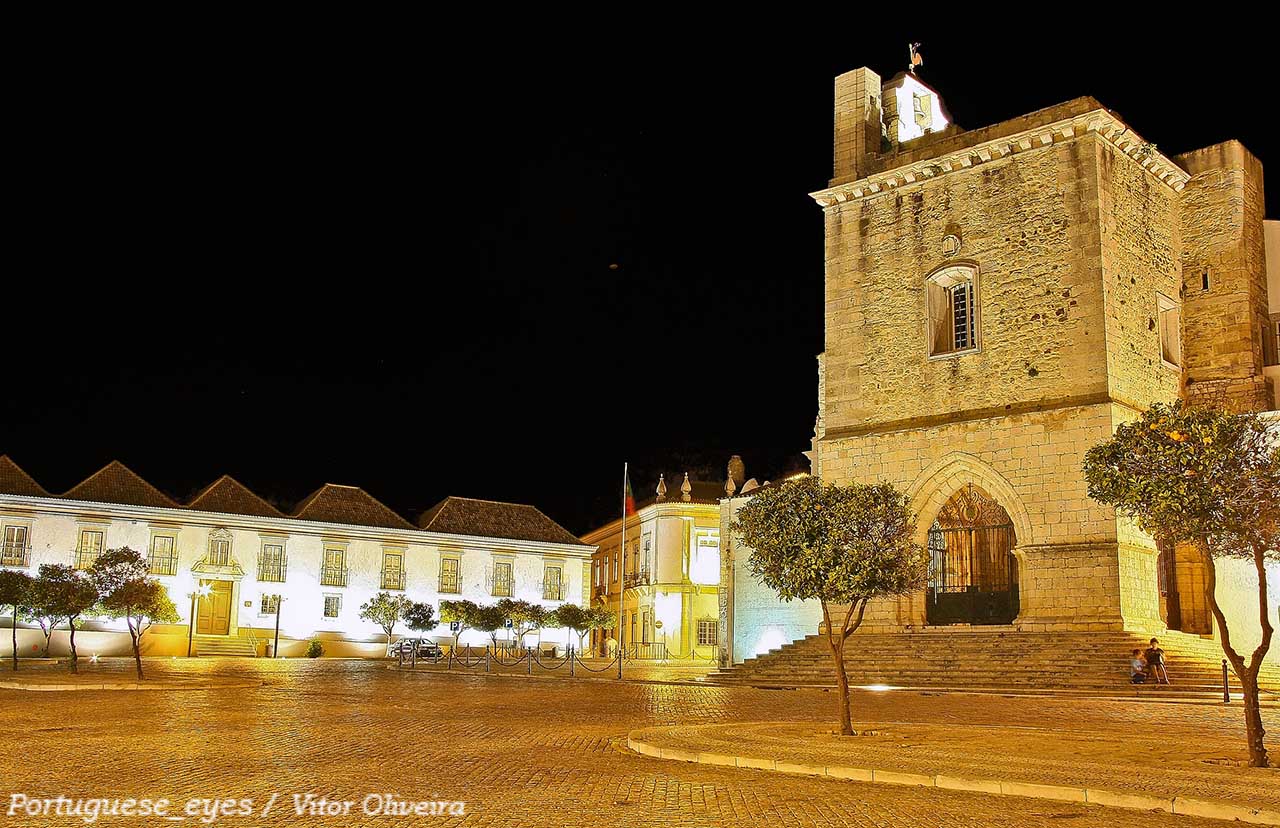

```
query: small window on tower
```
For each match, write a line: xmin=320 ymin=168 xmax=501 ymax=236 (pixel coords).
xmin=926 ymin=265 xmax=979 ymax=357
xmin=1158 ymin=293 xmax=1181 ymax=368
xmin=1201 ymin=269 xmax=1211 ymax=292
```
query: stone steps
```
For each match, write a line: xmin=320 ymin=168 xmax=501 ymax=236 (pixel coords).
xmin=710 ymin=629 xmax=1280 ymax=693
xmin=194 ymin=636 xmax=257 ymax=658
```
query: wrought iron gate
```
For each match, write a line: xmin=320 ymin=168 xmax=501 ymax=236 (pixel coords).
xmin=927 ymin=524 xmax=1018 ymax=625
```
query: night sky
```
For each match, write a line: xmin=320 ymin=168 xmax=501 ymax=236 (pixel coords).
xmin=6 ymin=27 xmax=1274 ymax=533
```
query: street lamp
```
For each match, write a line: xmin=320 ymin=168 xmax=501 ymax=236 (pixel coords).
xmin=187 ymin=582 xmax=211 ymax=657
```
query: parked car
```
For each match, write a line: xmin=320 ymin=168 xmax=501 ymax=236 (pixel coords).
xmin=388 ymin=639 xmax=442 ymax=659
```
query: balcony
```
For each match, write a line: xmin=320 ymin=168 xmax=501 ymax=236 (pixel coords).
xmin=73 ymin=548 xmax=100 ymax=571
xmin=319 ymin=564 xmax=348 ymax=587
xmin=258 ymin=559 xmax=288 ymax=583
xmin=623 ymin=567 xmax=651 ymax=589
xmin=381 ymin=569 xmax=406 ymax=591
xmin=147 ymin=551 xmax=179 ymax=577
xmin=0 ymin=543 xmax=30 ymax=568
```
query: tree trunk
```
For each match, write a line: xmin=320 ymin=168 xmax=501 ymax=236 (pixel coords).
xmin=829 ymin=634 xmax=853 ymax=736
xmin=68 ymin=622 xmax=78 ymax=674
xmin=1202 ymin=538 xmax=1271 ymax=767
xmin=10 ymin=605 xmax=16 ymax=671
xmin=131 ymin=627 xmax=144 ymax=681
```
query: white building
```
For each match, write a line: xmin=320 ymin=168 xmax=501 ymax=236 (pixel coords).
xmin=0 ymin=458 xmax=593 ymax=658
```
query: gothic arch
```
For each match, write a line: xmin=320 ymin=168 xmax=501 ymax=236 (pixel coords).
xmin=905 ymin=452 xmax=1033 ymax=549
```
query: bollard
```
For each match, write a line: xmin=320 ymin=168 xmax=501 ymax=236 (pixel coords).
xmin=485 ymin=648 xmax=490 ymax=673
xmin=1223 ymin=659 xmax=1230 ymax=704
xmin=569 ymin=646 xmax=575 ymax=677
xmin=527 ymin=647 xmax=532 ymax=675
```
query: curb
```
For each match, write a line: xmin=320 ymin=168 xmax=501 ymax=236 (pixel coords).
xmin=625 ymin=733 xmax=1280 ymax=826
xmin=0 ymin=679 xmax=264 ymax=692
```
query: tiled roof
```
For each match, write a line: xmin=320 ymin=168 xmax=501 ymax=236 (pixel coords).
xmin=187 ymin=475 xmax=284 ymax=519
xmin=0 ymin=456 xmax=50 ymax=498
xmin=62 ymin=461 xmax=178 ymax=509
xmin=418 ymin=497 xmax=584 ymax=546
xmin=292 ymin=484 xmax=416 ymax=531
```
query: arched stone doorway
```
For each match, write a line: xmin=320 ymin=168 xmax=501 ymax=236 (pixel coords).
xmin=926 ymin=484 xmax=1019 ymax=625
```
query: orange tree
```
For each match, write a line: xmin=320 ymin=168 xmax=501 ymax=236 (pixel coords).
xmin=90 ymin=548 xmax=179 ymax=680
xmin=732 ymin=477 xmax=928 ymax=735
xmin=1084 ymin=401 xmax=1279 ymax=767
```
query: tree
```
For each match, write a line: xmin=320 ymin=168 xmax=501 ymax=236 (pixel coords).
xmin=1084 ymin=401 xmax=1280 ymax=767
xmin=0 ymin=570 xmax=33 ymax=671
xmin=31 ymin=564 xmax=98 ymax=673
xmin=440 ymin=599 xmax=480 ymax=651
xmin=473 ymin=603 xmax=506 ymax=648
xmin=404 ymin=601 xmax=438 ymax=643
xmin=551 ymin=604 xmax=612 ymax=652
xmin=23 ymin=577 xmax=59 ymax=657
xmin=732 ymin=477 xmax=929 ymax=736
xmin=359 ymin=592 xmax=414 ymax=653
xmin=90 ymin=548 xmax=179 ymax=680
xmin=497 ymin=598 xmax=547 ymax=648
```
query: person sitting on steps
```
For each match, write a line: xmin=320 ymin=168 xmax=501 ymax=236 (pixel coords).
xmin=1130 ymin=649 xmax=1148 ymax=684
xmin=1144 ymin=638 xmax=1170 ymax=684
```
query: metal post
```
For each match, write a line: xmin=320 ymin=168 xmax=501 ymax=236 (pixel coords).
xmin=1223 ymin=659 xmax=1230 ymax=704
xmin=618 ymin=461 xmax=627 ymax=681
xmin=527 ymin=647 xmax=532 ymax=675
xmin=187 ymin=593 xmax=197 ymax=658
xmin=272 ymin=597 xmax=282 ymax=659
xmin=484 ymin=648 xmax=490 ymax=673
xmin=570 ymin=646 xmax=575 ymax=677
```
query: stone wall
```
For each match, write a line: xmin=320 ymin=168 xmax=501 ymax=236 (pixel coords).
xmin=1176 ymin=141 xmax=1274 ymax=412
xmin=821 ymin=134 xmax=1111 ymax=437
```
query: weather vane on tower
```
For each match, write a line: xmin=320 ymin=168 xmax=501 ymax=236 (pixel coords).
xmin=909 ymin=42 xmax=923 ymax=74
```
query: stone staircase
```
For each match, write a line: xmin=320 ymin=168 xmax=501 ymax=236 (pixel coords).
xmin=705 ymin=628 xmax=1280 ymax=696
xmin=194 ymin=636 xmax=258 ymax=658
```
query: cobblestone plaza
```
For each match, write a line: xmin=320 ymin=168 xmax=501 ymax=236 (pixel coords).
xmin=2 ymin=659 xmax=1272 ymax=826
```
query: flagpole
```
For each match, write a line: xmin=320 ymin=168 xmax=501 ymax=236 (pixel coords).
xmin=618 ymin=461 xmax=627 ymax=680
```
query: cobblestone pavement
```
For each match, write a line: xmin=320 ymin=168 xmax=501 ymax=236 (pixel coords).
xmin=1 ymin=658 xmax=1273 ymax=827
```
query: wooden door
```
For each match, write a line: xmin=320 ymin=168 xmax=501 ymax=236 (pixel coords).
xmin=196 ymin=581 xmax=232 ymax=635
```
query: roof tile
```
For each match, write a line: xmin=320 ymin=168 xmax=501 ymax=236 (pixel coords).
xmin=62 ymin=461 xmax=178 ymax=509
xmin=292 ymin=484 xmax=416 ymax=530
xmin=0 ymin=456 xmax=50 ymax=498
xmin=187 ymin=476 xmax=284 ymax=519
xmin=418 ymin=497 xmax=583 ymax=546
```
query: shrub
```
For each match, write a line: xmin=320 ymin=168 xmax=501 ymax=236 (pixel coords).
xmin=306 ymin=640 xmax=324 ymax=658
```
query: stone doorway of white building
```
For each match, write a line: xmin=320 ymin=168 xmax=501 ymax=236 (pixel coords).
xmin=196 ymin=579 xmax=233 ymax=636
xmin=926 ymin=484 xmax=1019 ymax=626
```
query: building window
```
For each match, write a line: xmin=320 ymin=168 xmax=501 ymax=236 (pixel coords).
xmin=260 ymin=594 xmax=280 ymax=615
xmin=641 ymin=610 xmax=650 ymax=644
xmin=320 ymin=547 xmax=347 ymax=587
xmin=74 ymin=529 xmax=104 ymax=570
xmin=491 ymin=561 xmax=512 ymax=597
xmin=1158 ymin=293 xmax=1181 ymax=368
xmin=1 ymin=525 xmax=31 ymax=567
xmin=926 ymin=265 xmax=979 ymax=357
xmin=439 ymin=557 xmax=460 ymax=594
xmin=1264 ymin=319 xmax=1279 ymax=367
xmin=381 ymin=552 xmax=406 ymax=590
xmin=208 ymin=530 xmax=232 ymax=566
xmin=148 ymin=535 xmax=178 ymax=576
xmin=629 ymin=612 xmax=636 ymax=646
xmin=697 ymin=620 xmax=718 ymax=647
xmin=543 ymin=565 xmax=563 ymax=601
xmin=323 ymin=594 xmax=341 ymax=619
xmin=258 ymin=543 xmax=287 ymax=583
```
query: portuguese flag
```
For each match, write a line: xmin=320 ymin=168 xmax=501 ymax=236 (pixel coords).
xmin=624 ymin=467 xmax=636 ymax=516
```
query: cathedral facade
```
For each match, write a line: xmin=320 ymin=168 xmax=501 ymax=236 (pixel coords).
xmin=807 ymin=66 xmax=1277 ymax=640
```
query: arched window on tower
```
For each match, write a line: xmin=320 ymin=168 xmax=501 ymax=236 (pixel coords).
xmin=926 ymin=264 xmax=979 ymax=357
